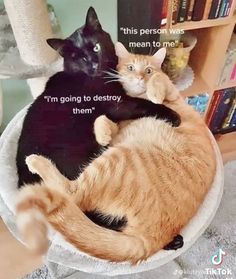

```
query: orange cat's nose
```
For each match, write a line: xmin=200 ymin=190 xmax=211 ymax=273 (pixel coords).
xmin=137 ymin=75 xmax=144 ymax=80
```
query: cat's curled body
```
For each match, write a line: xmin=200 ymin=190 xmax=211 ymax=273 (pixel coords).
xmin=16 ymin=65 xmax=216 ymax=263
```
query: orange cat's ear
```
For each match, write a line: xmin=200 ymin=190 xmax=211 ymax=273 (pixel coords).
xmin=115 ymin=42 xmax=130 ymax=59
xmin=152 ymin=48 xmax=166 ymax=68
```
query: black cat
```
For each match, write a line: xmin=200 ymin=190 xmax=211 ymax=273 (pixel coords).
xmin=16 ymin=7 xmax=183 ymax=250
xmin=16 ymin=7 xmax=180 ymax=187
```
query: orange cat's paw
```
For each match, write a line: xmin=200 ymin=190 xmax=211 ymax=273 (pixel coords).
xmin=94 ymin=115 xmax=118 ymax=146
xmin=147 ymin=92 xmax=163 ymax=104
xmin=146 ymin=87 xmax=165 ymax=104
xmin=26 ymin=154 xmax=50 ymax=175
xmin=26 ymin=155 xmax=71 ymax=193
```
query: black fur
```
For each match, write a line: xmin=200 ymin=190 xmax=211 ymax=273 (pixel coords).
xmin=85 ymin=210 xmax=128 ymax=232
xmin=164 ymin=234 xmax=184 ymax=250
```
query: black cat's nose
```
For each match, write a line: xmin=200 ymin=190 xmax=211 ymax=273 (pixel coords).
xmin=92 ymin=63 xmax=98 ymax=70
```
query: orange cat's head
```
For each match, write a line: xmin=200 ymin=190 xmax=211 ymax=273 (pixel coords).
xmin=115 ymin=42 xmax=166 ymax=97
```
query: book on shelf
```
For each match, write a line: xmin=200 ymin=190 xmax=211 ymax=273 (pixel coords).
xmin=209 ymin=0 xmax=234 ymax=18
xmin=224 ymin=0 xmax=234 ymax=17
xmin=207 ymin=87 xmax=236 ymax=134
xmin=161 ymin=0 xmax=168 ymax=25
xmin=203 ymin=0 xmax=214 ymax=19
xmin=187 ymin=0 xmax=195 ymax=20
xmin=206 ymin=91 xmax=222 ymax=126
xmin=177 ymin=0 xmax=189 ymax=22
xmin=223 ymin=0 xmax=233 ymax=17
xmin=230 ymin=64 xmax=236 ymax=79
xmin=218 ymin=0 xmax=228 ymax=17
xmin=209 ymin=0 xmax=221 ymax=19
xmin=192 ymin=0 xmax=207 ymax=21
xmin=172 ymin=0 xmax=181 ymax=24
xmin=218 ymin=33 xmax=236 ymax=86
xmin=222 ymin=97 xmax=236 ymax=128
xmin=170 ymin=0 xmax=234 ymax=24
xmin=229 ymin=107 xmax=236 ymax=128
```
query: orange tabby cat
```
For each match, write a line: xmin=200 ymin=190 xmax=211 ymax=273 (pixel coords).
xmin=113 ymin=42 xmax=179 ymax=104
xmin=16 ymin=45 xmax=216 ymax=264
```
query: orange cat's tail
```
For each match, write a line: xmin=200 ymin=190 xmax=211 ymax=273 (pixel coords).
xmin=16 ymin=185 xmax=149 ymax=264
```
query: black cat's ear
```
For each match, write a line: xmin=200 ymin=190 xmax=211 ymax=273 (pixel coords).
xmin=85 ymin=7 xmax=102 ymax=31
xmin=47 ymin=38 xmax=65 ymax=54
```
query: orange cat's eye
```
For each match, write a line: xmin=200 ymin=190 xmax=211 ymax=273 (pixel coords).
xmin=145 ymin=67 xmax=153 ymax=74
xmin=127 ymin=65 xmax=135 ymax=72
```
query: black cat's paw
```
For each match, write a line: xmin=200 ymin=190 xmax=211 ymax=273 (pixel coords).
xmin=168 ymin=111 xmax=181 ymax=127
xmin=163 ymin=234 xmax=184 ymax=250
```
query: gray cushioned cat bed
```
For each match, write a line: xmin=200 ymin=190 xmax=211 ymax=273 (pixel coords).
xmin=0 ymin=106 xmax=224 ymax=276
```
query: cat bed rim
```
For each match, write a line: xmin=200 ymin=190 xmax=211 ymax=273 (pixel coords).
xmin=0 ymin=105 xmax=224 ymax=276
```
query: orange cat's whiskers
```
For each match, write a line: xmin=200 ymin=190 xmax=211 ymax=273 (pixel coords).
xmin=103 ymin=71 xmax=120 ymax=78
xmin=103 ymin=71 xmax=123 ymax=84
xmin=103 ymin=76 xmax=119 ymax=80
xmin=108 ymin=68 xmax=120 ymax=74
xmin=105 ymin=79 xmax=120 ymax=84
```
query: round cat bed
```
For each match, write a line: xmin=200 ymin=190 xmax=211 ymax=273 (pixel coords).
xmin=0 ymin=106 xmax=224 ymax=276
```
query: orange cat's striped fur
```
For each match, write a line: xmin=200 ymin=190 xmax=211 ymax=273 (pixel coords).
xmin=16 ymin=44 xmax=216 ymax=264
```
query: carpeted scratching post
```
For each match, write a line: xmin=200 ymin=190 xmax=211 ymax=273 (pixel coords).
xmin=3 ymin=0 xmax=58 ymax=98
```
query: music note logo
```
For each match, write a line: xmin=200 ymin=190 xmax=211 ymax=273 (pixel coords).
xmin=211 ymin=248 xmax=226 ymax=266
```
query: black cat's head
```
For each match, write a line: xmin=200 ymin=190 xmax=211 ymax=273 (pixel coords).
xmin=47 ymin=7 xmax=117 ymax=76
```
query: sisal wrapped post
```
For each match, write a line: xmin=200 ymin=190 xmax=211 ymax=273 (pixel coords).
xmin=3 ymin=0 xmax=58 ymax=98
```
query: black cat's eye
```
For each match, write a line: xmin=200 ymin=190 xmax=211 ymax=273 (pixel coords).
xmin=145 ymin=67 xmax=153 ymax=74
xmin=93 ymin=43 xmax=101 ymax=52
xmin=127 ymin=65 xmax=135 ymax=72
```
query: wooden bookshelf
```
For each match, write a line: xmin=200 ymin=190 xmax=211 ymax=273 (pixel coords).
xmin=216 ymin=80 xmax=236 ymax=90
xmin=169 ymin=0 xmax=236 ymax=163
xmin=172 ymin=13 xmax=236 ymax=31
